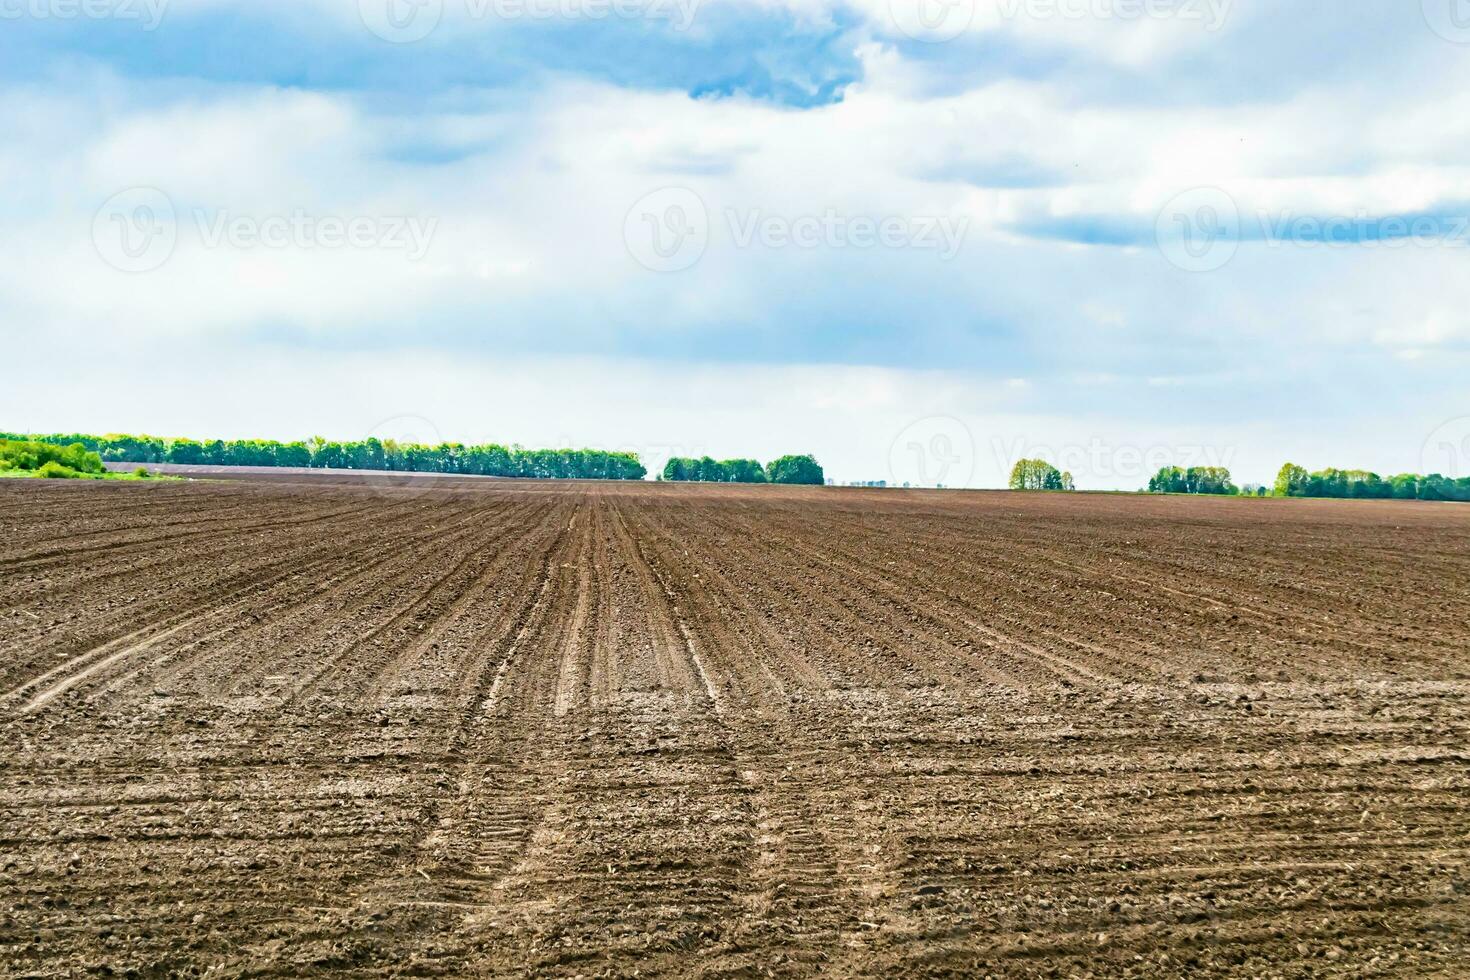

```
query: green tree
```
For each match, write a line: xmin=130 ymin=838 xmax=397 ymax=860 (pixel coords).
xmin=166 ymin=439 xmax=205 ymax=465
xmin=1147 ymin=465 xmax=1238 ymax=495
xmin=766 ymin=455 xmax=825 ymax=485
xmin=720 ymin=459 xmax=768 ymax=483
xmin=278 ymin=442 xmax=312 ymax=468
xmin=1274 ymin=463 xmax=1310 ymax=497
xmin=1149 ymin=466 xmax=1186 ymax=493
xmin=1389 ymin=473 xmax=1419 ymax=499
xmin=1185 ymin=466 xmax=1238 ymax=495
xmin=1009 ymin=458 xmax=1063 ymax=491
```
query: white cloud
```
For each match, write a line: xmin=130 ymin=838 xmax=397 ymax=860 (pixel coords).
xmin=2 ymin=2 xmax=1469 ymax=479
xmin=4 ymin=57 xmax=1468 ymax=360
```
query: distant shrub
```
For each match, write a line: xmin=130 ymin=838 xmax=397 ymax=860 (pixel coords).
xmin=0 ymin=439 xmax=104 ymax=475
xmin=37 ymin=461 xmax=82 ymax=479
xmin=135 ymin=467 xmax=151 ymax=479
xmin=0 ymin=442 xmax=39 ymax=471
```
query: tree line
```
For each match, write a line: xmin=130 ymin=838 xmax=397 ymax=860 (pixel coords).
xmin=659 ymin=454 xmax=825 ymax=485
xmin=1143 ymin=463 xmax=1470 ymax=500
xmin=1147 ymin=466 xmax=1241 ymax=495
xmin=10 ymin=431 xmax=1468 ymax=500
xmin=1 ymin=432 xmax=648 ymax=481
xmin=1274 ymin=464 xmax=1470 ymax=501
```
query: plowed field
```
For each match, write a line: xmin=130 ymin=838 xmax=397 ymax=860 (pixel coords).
xmin=2 ymin=475 xmax=1468 ymax=977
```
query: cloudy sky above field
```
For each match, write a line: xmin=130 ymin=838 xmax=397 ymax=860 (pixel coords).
xmin=2 ymin=0 xmax=1469 ymax=487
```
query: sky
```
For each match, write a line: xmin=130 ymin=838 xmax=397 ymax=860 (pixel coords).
xmin=2 ymin=0 xmax=1468 ymax=488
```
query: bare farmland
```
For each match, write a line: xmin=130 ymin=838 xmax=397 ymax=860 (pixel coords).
xmin=2 ymin=476 xmax=1468 ymax=976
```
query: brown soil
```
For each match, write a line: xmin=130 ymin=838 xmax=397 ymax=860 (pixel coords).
xmin=2 ymin=476 xmax=1468 ymax=977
